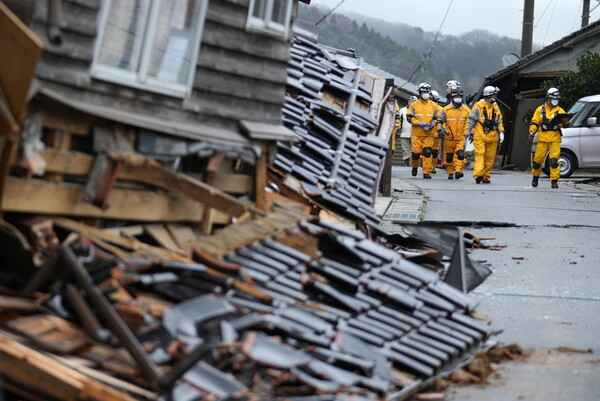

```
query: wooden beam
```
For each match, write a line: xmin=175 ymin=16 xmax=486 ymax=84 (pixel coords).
xmin=15 ymin=148 xmax=253 ymax=194
xmin=15 ymin=147 xmax=94 ymax=176
xmin=115 ymin=154 xmax=263 ymax=218
xmin=213 ymin=172 xmax=252 ymax=193
xmin=255 ymin=141 xmax=268 ymax=211
xmin=3 ymin=178 xmax=205 ymax=222
xmin=144 ymin=224 xmax=181 ymax=252
xmin=0 ymin=2 xmax=43 ymax=122
xmin=0 ymin=334 xmax=142 ymax=401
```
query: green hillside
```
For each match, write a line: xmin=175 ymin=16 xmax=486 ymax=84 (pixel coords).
xmin=299 ymin=5 xmax=522 ymax=96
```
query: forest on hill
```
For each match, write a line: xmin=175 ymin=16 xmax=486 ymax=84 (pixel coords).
xmin=298 ymin=5 xmax=524 ymax=96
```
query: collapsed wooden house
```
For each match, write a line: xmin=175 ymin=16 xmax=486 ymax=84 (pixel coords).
xmin=0 ymin=2 xmax=497 ymax=400
xmin=1 ymin=0 xmax=300 ymax=230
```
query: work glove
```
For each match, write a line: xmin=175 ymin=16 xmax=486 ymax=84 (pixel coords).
xmin=437 ymin=129 xmax=446 ymax=140
xmin=499 ymin=132 xmax=504 ymax=143
xmin=468 ymin=132 xmax=474 ymax=143
xmin=417 ymin=122 xmax=427 ymax=127
xmin=527 ymin=133 xmax=535 ymax=143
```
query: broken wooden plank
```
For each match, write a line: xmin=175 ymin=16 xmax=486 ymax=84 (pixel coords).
xmin=166 ymin=223 xmax=196 ymax=254
xmin=0 ymin=334 xmax=143 ymax=401
xmin=5 ymin=314 xmax=88 ymax=354
xmin=0 ymin=2 xmax=43 ymax=122
xmin=4 ymin=177 xmax=205 ymax=222
xmin=144 ymin=224 xmax=181 ymax=252
xmin=213 ymin=172 xmax=252 ymax=193
xmin=113 ymin=152 xmax=264 ymax=218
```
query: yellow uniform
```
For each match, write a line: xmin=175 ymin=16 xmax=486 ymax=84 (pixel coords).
xmin=441 ymin=103 xmax=471 ymax=175
xmin=530 ymin=102 xmax=568 ymax=181
xmin=407 ymin=99 xmax=440 ymax=175
xmin=467 ymin=99 xmax=504 ymax=182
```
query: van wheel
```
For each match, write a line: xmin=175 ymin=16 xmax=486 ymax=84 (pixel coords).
xmin=542 ymin=152 xmax=577 ymax=178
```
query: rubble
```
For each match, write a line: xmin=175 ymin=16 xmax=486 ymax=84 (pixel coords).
xmin=1 ymin=211 xmax=496 ymax=400
xmin=0 ymin=6 xmax=498 ymax=400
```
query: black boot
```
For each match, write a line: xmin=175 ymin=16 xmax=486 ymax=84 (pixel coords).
xmin=475 ymin=175 xmax=483 ymax=184
xmin=454 ymin=172 xmax=464 ymax=179
xmin=404 ymin=158 xmax=410 ymax=166
xmin=448 ymin=174 xmax=454 ymax=180
xmin=411 ymin=167 xmax=418 ymax=176
xmin=423 ymin=174 xmax=432 ymax=179
xmin=532 ymin=176 xmax=539 ymax=187
xmin=551 ymin=180 xmax=558 ymax=188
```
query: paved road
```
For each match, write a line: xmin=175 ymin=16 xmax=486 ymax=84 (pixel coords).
xmin=388 ymin=166 xmax=600 ymax=401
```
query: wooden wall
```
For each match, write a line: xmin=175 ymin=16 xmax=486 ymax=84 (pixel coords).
xmin=19 ymin=0 xmax=290 ymax=138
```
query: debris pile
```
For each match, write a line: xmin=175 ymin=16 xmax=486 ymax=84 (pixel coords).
xmin=0 ymin=208 xmax=496 ymax=400
xmin=273 ymin=29 xmax=387 ymax=229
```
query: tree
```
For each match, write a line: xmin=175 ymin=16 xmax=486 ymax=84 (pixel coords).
xmin=543 ymin=51 xmax=600 ymax=109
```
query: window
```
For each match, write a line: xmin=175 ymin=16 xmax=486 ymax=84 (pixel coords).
xmin=247 ymin=0 xmax=293 ymax=38
xmin=92 ymin=0 xmax=208 ymax=97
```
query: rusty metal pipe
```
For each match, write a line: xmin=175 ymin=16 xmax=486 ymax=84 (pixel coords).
xmin=21 ymin=251 xmax=60 ymax=295
xmin=59 ymin=245 xmax=163 ymax=387
xmin=47 ymin=0 xmax=62 ymax=45
xmin=64 ymin=283 xmax=112 ymax=344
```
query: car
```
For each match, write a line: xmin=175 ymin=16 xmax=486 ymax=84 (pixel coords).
xmin=531 ymin=94 xmax=600 ymax=178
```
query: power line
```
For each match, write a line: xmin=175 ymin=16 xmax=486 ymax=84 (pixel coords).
xmin=401 ymin=0 xmax=453 ymax=87
xmin=536 ymin=0 xmax=555 ymax=27
xmin=315 ymin=0 xmax=349 ymax=26
xmin=541 ymin=0 xmax=558 ymax=46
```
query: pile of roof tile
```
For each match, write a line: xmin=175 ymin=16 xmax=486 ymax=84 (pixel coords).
xmin=0 ymin=205 xmax=495 ymax=401
xmin=274 ymin=29 xmax=386 ymax=229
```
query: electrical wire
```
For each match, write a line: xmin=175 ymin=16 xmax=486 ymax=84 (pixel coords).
xmin=535 ymin=0 xmax=555 ymax=29
xmin=315 ymin=0 xmax=349 ymax=26
xmin=401 ymin=0 xmax=453 ymax=87
xmin=569 ymin=0 xmax=584 ymax=34
xmin=541 ymin=0 xmax=558 ymax=46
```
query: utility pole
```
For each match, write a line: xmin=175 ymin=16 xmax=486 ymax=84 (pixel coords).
xmin=521 ymin=0 xmax=534 ymax=57
xmin=582 ymin=0 xmax=590 ymax=27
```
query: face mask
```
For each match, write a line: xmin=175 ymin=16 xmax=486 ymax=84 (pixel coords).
xmin=489 ymin=98 xmax=497 ymax=103
xmin=421 ymin=93 xmax=430 ymax=100
xmin=550 ymin=99 xmax=559 ymax=106
xmin=452 ymin=97 xmax=462 ymax=104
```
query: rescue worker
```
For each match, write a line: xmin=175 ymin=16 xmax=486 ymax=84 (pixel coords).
xmin=529 ymin=87 xmax=571 ymax=188
xmin=407 ymin=83 xmax=439 ymax=179
xmin=467 ymin=85 xmax=505 ymax=184
xmin=440 ymin=89 xmax=470 ymax=179
xmin=430 ymin=90 xmax=444 ymax=173
xmin=391 ymin=102 xmax=401 ymax=157
xmin=397 ymin=96 xmax=417 ymax=166
xmin=445 ymin=80 xmax=461 ymax=104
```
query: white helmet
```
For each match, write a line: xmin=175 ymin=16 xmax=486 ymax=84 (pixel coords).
xmin=446 ymin=80 xmax=461 ymax=90
xmin=417 ymin=82 xmax=432 ymax=93
xmin=431 ymin=90 xmax=440 ymax=101
xmin=483 ymin=86 xmax=496 ymax=96
xmin=546 ymin=87 xmax=560 ymax=99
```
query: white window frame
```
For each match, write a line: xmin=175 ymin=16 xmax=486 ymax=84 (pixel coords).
xmin=246 ymin=0 xmax=293 ymax=38
xmin=91 ymin=0 xmax=208 ymax=98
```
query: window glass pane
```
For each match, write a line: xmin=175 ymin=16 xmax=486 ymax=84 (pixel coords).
xmin=252 ymin=0 xmax=267 ymax=19
xmin=97 ymin=0 xmax=148 ymax=72
xmin=147 ymin=0 xmax=201 ymax=85
xmin=270 ymin=0 xmax=289 ymax=25
xmin=571 ymin=102 xmax=595 ymax=127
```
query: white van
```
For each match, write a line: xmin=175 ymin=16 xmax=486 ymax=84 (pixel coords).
xmin=532 ymin=94 xmax=600 ymax=177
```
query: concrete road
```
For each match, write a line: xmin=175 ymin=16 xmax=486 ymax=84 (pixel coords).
xmin=390 ymin=166 xmax=600 ymax=401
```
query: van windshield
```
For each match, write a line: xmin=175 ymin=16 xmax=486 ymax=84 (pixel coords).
xmin=569 ymin=101 xmax=598 ymax=127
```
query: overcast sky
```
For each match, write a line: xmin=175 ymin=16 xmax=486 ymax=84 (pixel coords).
xmin=310 ymin=0 xmax=600 ymax=47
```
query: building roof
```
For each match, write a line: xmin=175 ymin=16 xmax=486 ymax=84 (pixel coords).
xmin=485 ymin=19 xmax=600 ymax=83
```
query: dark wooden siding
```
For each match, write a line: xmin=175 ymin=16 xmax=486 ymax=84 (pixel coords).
xmin=21 ymin=0 xmax=290 ymax=139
